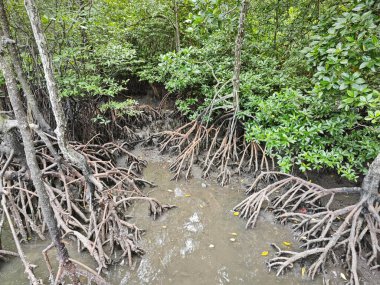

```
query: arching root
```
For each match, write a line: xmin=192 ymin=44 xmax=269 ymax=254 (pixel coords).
xmin=158 ymin=115 xmax=272 ymax=185
xmin=0 ymin=141 xmax=174 ymax=279
xmin=234 ymin=172 xmax=380 ymax=283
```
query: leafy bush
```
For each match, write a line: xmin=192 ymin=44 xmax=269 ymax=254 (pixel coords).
xmin=244 ymin=89 xmax=380 ymax=180
xmin=244 ymin=0 xmax=380 ymax=180
xmin=303 ymin=0 xmax=380 ymax=121
xmin=144 ymin=0 xmax=379 ymax=181
xmin=55 ymin=43 xmax=136 ymax=98
xmin=99 ymin=99 xmax=141 ymax=117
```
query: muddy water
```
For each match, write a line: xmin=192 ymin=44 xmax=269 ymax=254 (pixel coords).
xmin=1 ymin=149 xmax=343 ymax=285
xmin=109 ymin=149 xmax=327 ymax=285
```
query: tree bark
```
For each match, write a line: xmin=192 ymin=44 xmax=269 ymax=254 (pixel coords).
xmin=173 ymin=0 xmax=180 ymax=52
xmin=273 ymin=0 xmax=280 ymax=52
xmin=0 ymin=34 xmax=72 ymax=273
xmin=24 ymin=0 xmax=102 ymax=194
xmin=0 ymin=0 xmax=51 ymax=132
xmin=361 ymin=153 xmax=380 ymax=196
xmin=232 ymin=0 xmax=249 ymax=113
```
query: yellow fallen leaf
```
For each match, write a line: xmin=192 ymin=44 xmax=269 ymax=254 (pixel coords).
xmin=185 ymin=194 xmax=191 ymax=197
xmin=282 ymin=241 xmax=292 ymax=246
xmin=261 ymin=251 xmax=269 ymax=256
xmin=230 ymin=232 xmax=238 ymax=236
xmin=301 ymin=266 xmax=306 ymax=277
xmin=233 ymin=211 xmax=240 ymax=216
xmin=340 ymin=272 xmax=347 ymax=281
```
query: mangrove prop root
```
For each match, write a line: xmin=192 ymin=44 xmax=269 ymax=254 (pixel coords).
xmin=234 ymin=171 xmax=380 ymax=284
xmin=0 ymin=141 xmax=174 ymax=279
xmin=158 ymin=116 xmax=273 ymax=186
xmin=1 ymin=195 xmax=40 ymax=284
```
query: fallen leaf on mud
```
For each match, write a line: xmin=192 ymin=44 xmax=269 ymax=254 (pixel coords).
xmin=233 ymin=211 xmax=240 ymax=216
xmin=162 ymin=225 xmax=167 ymax=229
xmin=340 ymin=273 xmax=347 ymax=281
xmin=230 ymin=232 xmax=238 ymax=236
xmin=209 ymin=244 xmax=215 ymax=248
xmin=301 ymin=266 xmax=306 ymax=277
xmin=261 ymin=251 xmax=269 ymax=256
xmin=229 ymin=238 xmax=236 ymax=242
xmin=282 ymin=241 xmax=292 ymax=246
xmin=167 ymin=189 xmax=173 ymax=192
xmin=185 ymin=194 xmax=191 ymax=197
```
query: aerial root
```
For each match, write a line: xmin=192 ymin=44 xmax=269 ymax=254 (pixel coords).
xmin=234 ymin=171 xmax=379 ymax=284
xmin=158 ymin=115 xmax=272 ymax=185
xmin=42 ymin=242 xmax=108 ymax=285
xmin=0 ymin=140 xmax=174 ymax=282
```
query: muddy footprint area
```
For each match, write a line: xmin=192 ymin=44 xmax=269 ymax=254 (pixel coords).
xmin=1 ymin=148 xmax=348 ymax=285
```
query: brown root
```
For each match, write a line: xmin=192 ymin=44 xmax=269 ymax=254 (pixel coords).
xmin=0 ymin=140 xmax=173 ymax=281
xmin=158 ymin=114 xmax=272 ymax=186
xmin=234 ymin=172 xmax=380 ymax=284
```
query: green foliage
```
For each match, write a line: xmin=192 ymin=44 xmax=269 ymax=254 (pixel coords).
xmin=244 ymin=89 xmax=380 ymax=180
xmin=4 ymin=0 xmax=379 ymax=180
xmin=154 ymin=47 xmax=211 ymax=92
xmin=91 ymin=114 xmax=111 ymax=125
xmin=303 ymin=0 xmax=380 ymax=120
xmin=176 ymin=98 xmax=199 ymax=119
xmin=243 ymin=0 xmax=380 ymax=180
xmin=143 ymin=0 xmax=379 ymax=180
xmin=99 ymin=99 xmax=141 ymax=117
xmin=54 ymin=43 xmax=136 ymax=98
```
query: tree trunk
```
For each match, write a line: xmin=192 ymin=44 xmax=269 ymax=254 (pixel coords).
xmin=0 ymin=0 xmax=51 ymax=132
xmin=273 ymin=0 xmax=280 ymax=52
xmin=0 ymin=33 xmax=72 ymax=274
xmin=232 ymin=0 xmax=249 ymax=113
xmin=361 ymin=153 xmax=380 ymax=196
xmin=316 ymin=0 xmax=320 ymax=19
xmin=173 ymin=0 xmax=180 ymax=52
xmin=24 ymin=0 xmax=102 ymax=194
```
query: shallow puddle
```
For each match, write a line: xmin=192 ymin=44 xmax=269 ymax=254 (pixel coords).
xmin=0 ymin=149 xmax=347 ymax=284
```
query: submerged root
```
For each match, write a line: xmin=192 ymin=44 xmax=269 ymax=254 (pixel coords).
xmin=0 ymin=141 xmax=174 ymax=278
xmin=158 ymin=115 xmax=272 ymax=186
xmin=234 ymin=172 xmax=380 ymax=284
